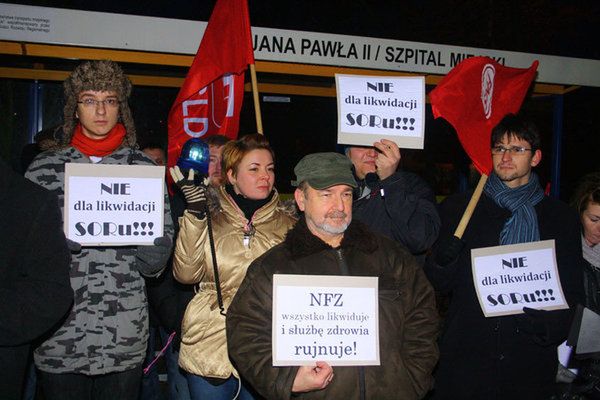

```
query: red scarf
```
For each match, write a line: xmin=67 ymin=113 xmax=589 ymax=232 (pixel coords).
xmin=70 ymin=123 xmax=127 ymax=157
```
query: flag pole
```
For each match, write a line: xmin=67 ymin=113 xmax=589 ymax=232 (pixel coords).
xmin=453 ymin=173 xmax=488 ymax=239
xmin=249 ymin=63 xmax=263 ymax=134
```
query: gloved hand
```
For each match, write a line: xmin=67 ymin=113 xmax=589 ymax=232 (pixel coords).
xmin=66 ymin=238 xmax=82 ymax=253
xmin=136 ymin=236 xmax=173 ymax=277
xmin=515 ymin=307 xmax=548 ymax=337
xmin=169 ymin=166 xmax=207 ymax=217
xmin=434 ymin=235 xmax=465 ymax=266
xmin=514 ymin=307 xmax=570 ymax=346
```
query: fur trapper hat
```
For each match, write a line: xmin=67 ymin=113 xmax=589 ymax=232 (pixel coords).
xmin=61 ymin=60 xmax=136 ymax=147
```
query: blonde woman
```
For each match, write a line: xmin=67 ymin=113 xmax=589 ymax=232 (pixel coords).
xmin=170 ymin=134 xmax=295 ymax=399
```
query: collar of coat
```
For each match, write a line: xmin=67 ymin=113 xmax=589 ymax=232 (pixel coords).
xmin=213 ymin=185 xmax=298 ymax=225
xmin=284 ymin=217 xmax=378 ymax=260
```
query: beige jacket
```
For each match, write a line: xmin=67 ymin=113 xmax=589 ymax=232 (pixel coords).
xmin=173 ymin=186 xmax=296 ymax=378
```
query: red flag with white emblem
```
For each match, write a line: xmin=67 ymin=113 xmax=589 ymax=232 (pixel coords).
xmin=429 ymin=57 xmax=538 ymax=238
xmin=430 ymin=57 xmax=539 ymax=175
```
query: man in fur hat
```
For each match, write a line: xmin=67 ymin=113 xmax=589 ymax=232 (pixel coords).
xmin=25 ymin=60 xmax=174 ymax=400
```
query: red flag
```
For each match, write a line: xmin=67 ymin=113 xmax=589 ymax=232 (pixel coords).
xmin=430 ymin=57 xmax=539 ymax=175
xmin=167 ymin=0 xmax=254 ymax=175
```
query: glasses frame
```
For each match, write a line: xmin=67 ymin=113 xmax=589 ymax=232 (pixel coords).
xmin=491 ymin=145 xmax=533 ymax=155
xmin=77 ymin=98 xmax=120 ymax=108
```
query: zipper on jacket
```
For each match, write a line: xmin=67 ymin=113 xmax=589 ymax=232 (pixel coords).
xmin=242 ymin=222 xmax=255 ymax=248
xmin=334 ymin=248 xmax=365 ymax=400
xmin=334 ymin=248 xmax=350 ymax=276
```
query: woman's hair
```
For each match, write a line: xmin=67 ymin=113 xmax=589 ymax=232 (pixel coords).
xmin=571 ymin=171 xmax=600 ymax=216
xmin=221 ymin=134 xmax=274 ymax=178
xmin=62 ymin=60 xmax=136 ymax=147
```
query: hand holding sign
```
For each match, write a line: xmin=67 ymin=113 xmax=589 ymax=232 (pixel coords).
xmin=373 ymin=139 xmax=400 ymax=180
xmin=514 ymin=307 xmax=548 ymax=337
xmin=136 ymin=236 xmax=173 ymax=277
xmin=65 ymin=238 xmax=82 ymax=253
xmin=292 ymin=361 xmax=334 ymax=393
xmin=515 ymin=307 xmax=570 ymax=346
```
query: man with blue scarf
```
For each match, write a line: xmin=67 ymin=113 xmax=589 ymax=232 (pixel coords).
xmin=425 ymin=114 xmax=585 ymax=400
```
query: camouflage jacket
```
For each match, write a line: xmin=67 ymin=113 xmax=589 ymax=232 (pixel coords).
xmin=25 ymin=146 xmax=174 ymax=375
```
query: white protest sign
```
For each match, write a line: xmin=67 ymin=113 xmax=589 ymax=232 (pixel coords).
xmin=64 ymin=163 xmax=165 ymax=246
xmin=272 ymin=274 xmax=379 ymax=366
xmin=335 ymin=74 xmax=425 ymax=148
xmin=471 ymin=240 xmax=568 ymax=317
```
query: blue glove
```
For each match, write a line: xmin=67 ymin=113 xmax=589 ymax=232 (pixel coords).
xmin=136 ymin=236 xmax=173 ymax=277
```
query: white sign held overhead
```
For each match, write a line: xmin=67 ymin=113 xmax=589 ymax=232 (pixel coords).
xmin=471 ymin=240 xmax=568 ymax=317
xmin=64 ymin=163 xmax=165 ymax=246
xmin=272 ymin=274 xmax=379 ymax=366
xmin=336 ymin=74 xmax=425 ymax=148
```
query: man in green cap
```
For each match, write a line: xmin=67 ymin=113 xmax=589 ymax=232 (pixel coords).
xmin=226 ymin=152 xmax=439 ymax=400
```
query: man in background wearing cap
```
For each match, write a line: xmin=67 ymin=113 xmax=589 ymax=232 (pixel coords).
xmin=345 ymin=140 xmax=440 ymax=262
xmin=226 ymin=152 xmax=438 ymax=399
xmin=25 ymin=60 xmax=174 ymax=400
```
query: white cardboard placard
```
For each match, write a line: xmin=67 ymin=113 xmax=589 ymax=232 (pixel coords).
xmin=471 ymin=240 xmax=568 ymax=317
xmin=272 ymin=274 xmax=379 ymax=366
xmin=64 ymin=163 xmax=165 ymax=246
xmin=336 ymin=74 xmax=425 ymax=148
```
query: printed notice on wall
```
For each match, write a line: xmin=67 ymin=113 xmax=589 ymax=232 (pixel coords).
xmin=471 ymin=240 xmax=568 ymax=317
xmin=335 ymin=74 xmax=425 ymax=148
xmin=64 ymin=163 xmax=165 ymax=246
xmin=272 ymin=274 xmax=379 ymax=366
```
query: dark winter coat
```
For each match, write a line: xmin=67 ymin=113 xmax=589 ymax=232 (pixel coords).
xmin=352 ymin=170 xmax=440 ymax=260
xmin=425 ymin=192 xmax=585 ymax=400
xmin=583 ymin=258 xmax=600 ymax=314
xmin=226 ymin=218 xmax=439 ymax=400
xmin=0 ymin=160 xmax=73 ymax=399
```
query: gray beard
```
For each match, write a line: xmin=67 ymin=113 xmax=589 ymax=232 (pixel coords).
xmin=320 ymin=220 xmax=350 ymax=234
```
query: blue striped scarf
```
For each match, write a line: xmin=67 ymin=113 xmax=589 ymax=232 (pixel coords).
xmin=483 ymin=172 xmax=545 ymax=245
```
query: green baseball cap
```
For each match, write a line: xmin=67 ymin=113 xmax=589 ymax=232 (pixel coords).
xmin=292 ymin=152 xmax=357 ymax=189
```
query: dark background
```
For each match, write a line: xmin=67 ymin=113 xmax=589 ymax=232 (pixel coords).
xmin=6 ymin=0 xmax=598 ymax=59
xmin=2 ymin=0 xmax=599 ymax=199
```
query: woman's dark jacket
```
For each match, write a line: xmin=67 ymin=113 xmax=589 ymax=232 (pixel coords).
xmin=425 ymin=191 xmax=585 ymax=400
xmin=227 ymin=219 xmax=439 ymax=400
